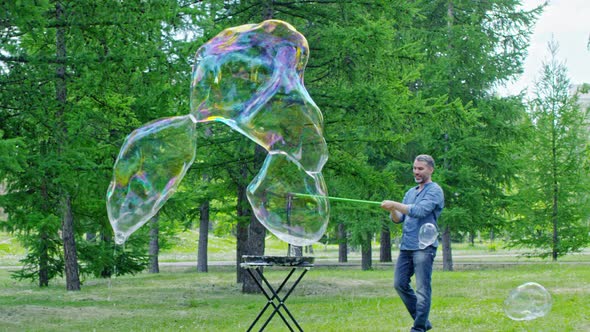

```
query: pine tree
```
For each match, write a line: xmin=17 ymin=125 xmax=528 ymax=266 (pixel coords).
xmin=407 ymin=0 xmax=543 ymax=270
xmin=0 ymin=0 xmax=194 ymax=287
xmin=508 ymin=40 xmax=590 ymax=259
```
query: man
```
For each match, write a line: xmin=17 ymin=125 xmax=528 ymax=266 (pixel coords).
xmin=381 ymin=154 xmax=444 ymax=332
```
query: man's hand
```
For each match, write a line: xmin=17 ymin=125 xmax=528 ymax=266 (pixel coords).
xmin=380 ymin=200 xmax=396 ymax=211
xmin=381 ymin=200 xmax=409 ymax=214
xmin=381 ymin=200 xmax=409 ymax=224
xmin=381 ymin=200 xmax=402 ymax=223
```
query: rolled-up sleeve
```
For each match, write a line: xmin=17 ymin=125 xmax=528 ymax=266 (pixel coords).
xmin=407 ymin=187 xmax=444 ymax=218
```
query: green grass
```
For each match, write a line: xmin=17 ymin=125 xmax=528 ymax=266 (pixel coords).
xmin=0 ymin=233 xmax=25 ymax=266
xmin=1 ymin=231 xmax=590 ymax=331
xmin=0 ymin=263 xmax=589 ymax=331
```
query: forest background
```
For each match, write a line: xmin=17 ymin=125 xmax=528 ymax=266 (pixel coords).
xmin=0 ymin=0 xmax=589 ymax=292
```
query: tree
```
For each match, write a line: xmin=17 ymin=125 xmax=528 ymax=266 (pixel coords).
xmin=207 ymin=1 xmax=443 ymax=272
xmin=300 ymin=1 xmax=428 ymax=270
xmin=194 ymin=0 xmax=343 ymax=286
xmin=507 ymin=40 xmax=590 ymax=259
xmin=1 ymin=1 xmax=81 ymax=288
xmin=0 ymin=0 xmax=195 ymax=287
xmin=405 ymin=0 xmax=543 ymax=271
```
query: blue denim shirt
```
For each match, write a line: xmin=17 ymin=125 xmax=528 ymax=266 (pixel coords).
xmin=398 ymin=182 xmax=444 ymax=250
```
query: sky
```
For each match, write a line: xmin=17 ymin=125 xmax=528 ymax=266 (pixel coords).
xmin=499 ymin=0 xmax=590 ymax=96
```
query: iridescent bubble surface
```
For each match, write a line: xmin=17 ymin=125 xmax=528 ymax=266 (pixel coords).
xmin=190 ymin=19 xmax=328 ymax=173
xmin=107 ymin=20 xmax=329 ymax=246
xmin=190 ymin=20 xmax=329 ymax=244
xmin=247 ymin=154 xmax=329 ymax=246
xmin=107 ymin=115 xmax=197 ymax=245
xmin=504 ymin=282 xmax=552 ymax=321
xmin=418 ymin=223 xmax=438 ymax=249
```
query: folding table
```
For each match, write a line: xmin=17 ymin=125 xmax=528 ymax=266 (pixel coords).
xmin=241 ymin=255 xmax=315 ymax=332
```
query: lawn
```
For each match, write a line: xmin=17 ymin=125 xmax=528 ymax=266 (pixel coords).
xmin=1 ymin=232 xmax=589 ymax=331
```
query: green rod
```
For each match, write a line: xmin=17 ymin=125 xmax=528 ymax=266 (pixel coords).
xmin=291 ymin=193 xmax=382 ymax=206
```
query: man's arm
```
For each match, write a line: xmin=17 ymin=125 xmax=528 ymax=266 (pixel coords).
xmin=389 ymin=209 xmax=404 ymax=223
xmin=381 ymin=200 xmax=410 ymax=214
xmin=404 ymin=186 xmax=444 ymax=218
xmin=381 ymin=200 xmax=410 ymax=223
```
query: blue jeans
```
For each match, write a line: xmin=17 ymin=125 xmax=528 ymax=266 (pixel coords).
xmin=394 ymin=246 xmax=437 ymax=332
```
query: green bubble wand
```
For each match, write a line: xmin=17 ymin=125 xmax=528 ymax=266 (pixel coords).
xmin=290 ymin=192 xmax=382 ymax=206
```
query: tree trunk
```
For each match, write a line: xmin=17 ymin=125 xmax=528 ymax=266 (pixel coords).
xmin=242 ymin=145 xmax=266 ymax=293
xmin=148 ymin=214 xmax=159 ymax=273
xmin=380 ymin=222 xmax=392 ymax=262
xmin=100 ymin=232 xmax=113 ymax=278
xmin=442 ymin=1 xmax=455 ymax=273
xmin=56 ymin=2 xmax=79 ymax=291
xmin=361 ymin=233 xmax=372 ymax=271
xmin=198 ymin=129 xmax=212 ymax=273
xmin=242 ymin=212 xmax=266 ymax=293
xmin=62 ymin=195 xmax=80 ymax=291
xmin=441 ymin=224 xmax=453 ymax=271
xmin=235 ymin=141 xmax=251 ymax=283
xmin=39 ymin=179 xmax=50 ymax=287
xmin=551 ymin=122 xmax=559 ymax=261
xmin=197 ymin=200 xmax=209 ymax=273
xmin=236 ymin=181 xmax=249 ymax=284
xmin=39 ymin=231 xmax=49 ymax=287
xmin=338 ymin=223 xmax=348 ymax=263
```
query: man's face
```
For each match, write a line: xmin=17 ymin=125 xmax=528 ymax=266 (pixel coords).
xmin=413 ymin=160 xmax=433 ymax=184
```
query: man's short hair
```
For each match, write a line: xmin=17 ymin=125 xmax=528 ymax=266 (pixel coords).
xmin=415 ymin=154 xmax=435 ymax=169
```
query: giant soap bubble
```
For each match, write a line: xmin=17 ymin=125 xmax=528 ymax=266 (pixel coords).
xmin=190 ymin=20 xmax=327 ymax=173
xmin=106 ymin=115 xmax=197 ymax=244
xmin=247 ymin=154 xmax=329 ymax=246
xmin=504 ymin=282 xmax=552 ymax=321
xmin=107 ymin=20 xmax=329 ymax=246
